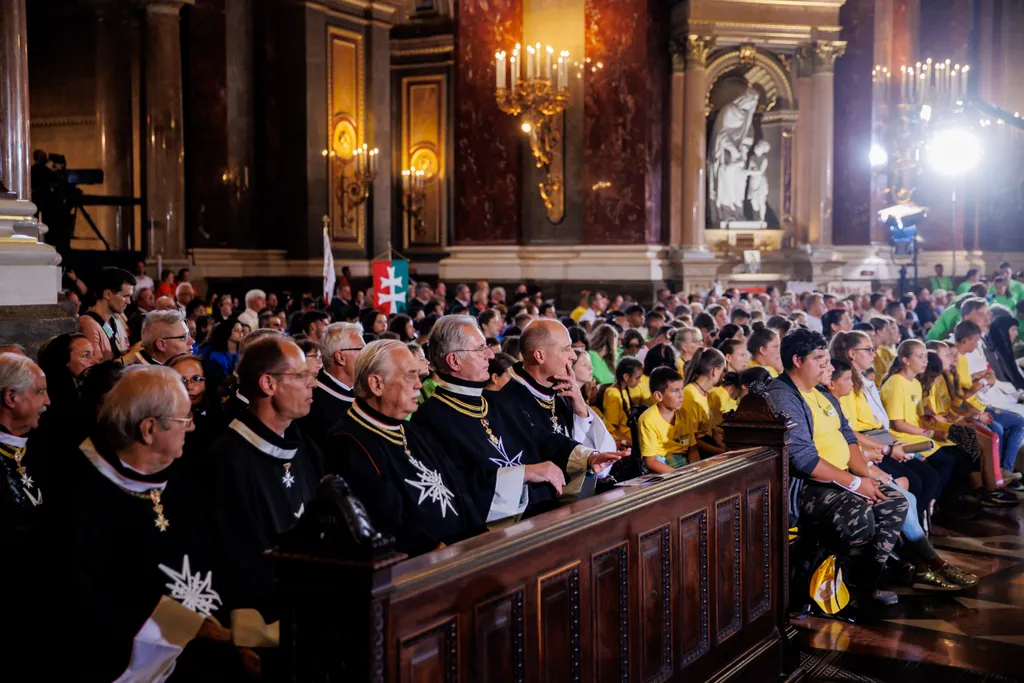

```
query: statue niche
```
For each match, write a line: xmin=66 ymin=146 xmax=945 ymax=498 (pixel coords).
xmin=707 ymin=81 xmax=776 ymax=229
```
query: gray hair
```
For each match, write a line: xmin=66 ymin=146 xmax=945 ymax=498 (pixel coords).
xmin=0 ymin=352 xmax=39 ymax=395
xmin=322 ymin=322 xmax=364 ymax=367
xmin=354 ymin=339 xmax=406 ymax=399
xmin=141 ymin=310 xmax=186 ymax=351
xmin=426 ymin=315 xmax=480 ymax=373
xmin=175 ymin=282 xmax=194 ymax=297
xmin=239 ymin=328 xmax=282 ymax=354
xmin=245 ymin=289 xmax=266 ymax=308
xmin=98 ymin=365 xmax=188 ymax=451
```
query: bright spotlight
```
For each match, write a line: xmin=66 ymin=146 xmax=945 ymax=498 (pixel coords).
xmin=521 ymin=121 xmax=532 ymax=134
xmin=927 ymin=128 xmax=982 ymax=177
xmin=869 ymin=144 xmax=889 ymax=168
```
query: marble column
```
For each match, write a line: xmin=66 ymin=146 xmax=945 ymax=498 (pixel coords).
xmin=0 ymin=0 xmax=31 ymax=199
xmin=668 ymin=43 xmax=685 ymax=246
xmin=144 ymin=0 xmax=190 ymax=261
xmin=680 ymin=34 xmax=714 ymax=248
xmin=793 ymin=46 xmax=814 ymax=245
xmin=807 ymin=40 xmax=845 ymax=246
xmin=95 ymin=6 xmax=136 ymax=250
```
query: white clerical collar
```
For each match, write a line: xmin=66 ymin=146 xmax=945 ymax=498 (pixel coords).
xmin=434 ymin=375 xmax=483 ymax=397
xmin=0 ymin=430 xmax=28 ymax=448
xmin=509 ymin=367 xmax=555 ymax=401
xmin=79 ymin=438 xmax=167 ymax=493
xmin=235 ymin=391 xmax=250 ymax=405
xmin=229 ymin=418 xmax=296 ymax=460
xmin=351 ymin=402 xmax=401 ymax=431
xmin=317 ymin=372 xmax=355 ymax=402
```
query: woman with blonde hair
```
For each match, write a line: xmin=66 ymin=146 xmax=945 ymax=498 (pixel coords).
xmin=587 ymin=324 xmax=618 ymax=385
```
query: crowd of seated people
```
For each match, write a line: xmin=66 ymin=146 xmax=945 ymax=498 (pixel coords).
xmin=9 ymin=262 xmax=1024 ymax=676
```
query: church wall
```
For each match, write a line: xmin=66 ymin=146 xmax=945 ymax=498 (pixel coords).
xmin=833 ymin=0 xmax=875 ymax=247
xmin=582 ymin=0 xmax=666 ymax=244
xmin=452 ymin=0 xmax=522 ymax=244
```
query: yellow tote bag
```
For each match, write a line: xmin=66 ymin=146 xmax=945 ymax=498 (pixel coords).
xmin=810 ymin=555 xmax=850 ymax=615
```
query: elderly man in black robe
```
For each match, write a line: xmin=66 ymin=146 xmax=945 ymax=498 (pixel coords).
xmin=324 ymin=339 xmax=487 ymax=555
xmin=298 ymin=321 xmax=362 ymax=444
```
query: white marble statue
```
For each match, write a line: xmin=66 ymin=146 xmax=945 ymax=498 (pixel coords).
xmin=745 ymin=139 xmax=771 ymax=223
xmin=708 ymin=89 xmax=759 ymax=226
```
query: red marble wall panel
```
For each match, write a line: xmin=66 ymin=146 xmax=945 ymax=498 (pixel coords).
xmin=919 ymin=0 xmax=970 ymax=64
xmin=453 ymin=0 xmax=522 ymax=244
xmin=833 ymin=0 xmax=874 ymax=246
xmin=582 ymin=0 xmax=665 ymax=244
xmin=890 ymin=0 xmax=918 ymax=70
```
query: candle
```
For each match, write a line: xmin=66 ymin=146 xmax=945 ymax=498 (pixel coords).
xmin=561 ymin=50 xmax=569 ymax=90
xmin=962 ymin=64 xmax=970 ymax=99
xmin=402 ymin=169 xmax=409 ymax=192
xmin=526 ymin=45 xmax=535 ymax=81
xmin=510 ymin=56 xmax=517 ymax=88
xmin=354 ymin=148 xmax=361 ymax=175
xmin=900 ymin=65 xmax=906 ymax=103
xmin=496 ymin=51 xmax=506 ymax=89
xmin=545 ymin=45 xmax=553 ymax=81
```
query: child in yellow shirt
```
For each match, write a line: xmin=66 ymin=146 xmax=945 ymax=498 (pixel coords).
xmin=638 ymin=367 xmax=692 ymax=472
xmin=681 ymin=347 xmax=727 ymax=458
xmin=603 ymin=357 xmax=645 ymax=448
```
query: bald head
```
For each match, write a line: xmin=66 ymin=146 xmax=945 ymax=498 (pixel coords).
xmin=520 ymin=319 xmax=567 ymax=358
xmin=519 ymin=319 xmax=575 ymax=379
xmin=154 ymin=295 xmax=177 ymax=311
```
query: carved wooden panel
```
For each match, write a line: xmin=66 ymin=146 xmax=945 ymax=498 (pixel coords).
xmin=400 ymin=74 xmax=447 ymax=250
xmin=537 ymin=561 xmax=581 ymax=683
xmin=638 ymin=525 xmax=671 ymax=683
xmin=678 ymin=510 xmax=709 ymax=668
xmin=475 ymin=588 xmax=525 ymax=683
xmin=398 ymin=615 xmax=458 ymax=683
xmin=591 ymin=542 xmax=629 ymax=683
xmin=715 ymin=495 xmax=742 ymax=644
xmin=746 ymin=484 xmax=772 ymax=622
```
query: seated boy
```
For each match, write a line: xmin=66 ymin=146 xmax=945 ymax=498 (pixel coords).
xmin=638 ymin=367 xmax=693 ymax=473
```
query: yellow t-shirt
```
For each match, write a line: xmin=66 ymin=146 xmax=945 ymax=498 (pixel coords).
xmin=924 ymin=378 xmax=954 ymax=418
xmin=749 ymin=359 xmax=779 ymax=378
xmin=603 ymin=385 xmax=633 ymax=443
xmin=569 ymin=305 xmax=587 ymax=322
xmin=955 ymin=353 xmax=985 ymax=412
xmin=708 ymin=386 xmax=738 ymax=428
xmin=637 ymin=404 xmax=691 ymax=465
xmin=631 ymin=374 xmax=653 ymax=406
xmin=837 ymin=387 xmax=882 ymax=432
xmin=680 ymin=383 xmax=713 ymax=440
xmin=879 ymin=373 xmax=951 ymax=456
xmin=800 ymin=387 xmax=851 ymax=471
xmin=873 ymin=346 xmax=896 ymax=388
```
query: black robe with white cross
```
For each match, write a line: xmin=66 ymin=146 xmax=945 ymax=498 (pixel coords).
xmin=200 ymin=408 xmax=322 ymax=614
xmin=501 ymin=362 xmax=594 ymax=443
xmin=0 ymin=427 xmax=44 ymax=548
xmin=412 ymin=374 xmax=588 ymax=518
xmin=44 ymin=438 xmax=239 ymax=682
xmin=296 ymin=368 xmax=354 ymax=446
xmin=324 ymin=400 xmax=486 ymax=556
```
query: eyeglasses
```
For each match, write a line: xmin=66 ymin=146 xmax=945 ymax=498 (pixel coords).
xmin=852 ymin=346 xmax=877 ymax=353
xmin=338 ymin=347 xmax=365 ymax=352
xmin=180 ymin=375 xmax=205 ymax=386
xmin=162 ymin=334 xmax=192 ymax=342
xmin=165 ymin=415 xmax=194 ymax=428
xmin=455 ymin=345 xmax=491 ymax=354
xmin=270 ymin=370 xmax=316 ymax=383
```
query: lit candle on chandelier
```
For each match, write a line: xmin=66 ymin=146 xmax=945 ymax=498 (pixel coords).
xmin=961 ymin=64 xmax=970 ymax=98
xmin=526 ymin=44 xmax=535 ymax=81
xmin=416 ymin=170 xmax=425 ymax=191
xmin=353 ymin=147 xmax=362 ymax=175
xmin=560 ymin=50 xmax=570 ymax=89
xmin=402 ymin=169 xmax=410 ymax=192
xmin=495 ymin=51 xmax=506 ymax=89
xmin=545 ymin=45 xmax=553 ymax=81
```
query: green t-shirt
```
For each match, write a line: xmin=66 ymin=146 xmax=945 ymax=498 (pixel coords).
xmin=926 ymin=305 xmax=961 ymax=341
xmin=956 ymin=280 xmax=975 ymax=295
xmin=930 ymin=275 xmax=954 ymax=293
xmin=589 ymin=349 xmax=616 ymax=385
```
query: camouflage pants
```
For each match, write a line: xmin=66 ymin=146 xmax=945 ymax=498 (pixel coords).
xmin=799 ymin=481 xmax=909 ymax=592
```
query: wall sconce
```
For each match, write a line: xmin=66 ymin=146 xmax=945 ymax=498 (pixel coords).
xmin=322 ymin=143 xmax=377 ymax=235
xmin=221 ymin=166 xmax=250 ymax=200
xmin=495 ymin=43 xmax=571 ymax=223
xmin=401 ymin=167 xmax=426 ymax=240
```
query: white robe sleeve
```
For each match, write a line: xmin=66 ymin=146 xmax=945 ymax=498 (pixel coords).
xmin=486 ymin=465 xmax=529 ymax=523
xmin=115 ymin=596 xmax=206 ymax=683
xmin=572 ymin=410 xmax=594 ymax=444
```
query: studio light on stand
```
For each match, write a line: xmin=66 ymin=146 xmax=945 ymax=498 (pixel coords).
xmin=926 ymin=127 xmax=983 ymax=280
xmin=878 ymin=203 xmax=928 ymax=294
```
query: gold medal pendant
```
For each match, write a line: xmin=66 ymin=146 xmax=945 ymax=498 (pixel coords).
xmin=150 ymin=489 xmax=170 ymax=532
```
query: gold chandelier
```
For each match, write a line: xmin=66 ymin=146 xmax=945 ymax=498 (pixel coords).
xmin=495 ymin=44 xmax=570 ymax=222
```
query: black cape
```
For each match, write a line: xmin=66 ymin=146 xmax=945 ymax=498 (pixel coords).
xmin=44 ymin=438 xmax=239 ymax=682
xmin=296 ymin=369 xmax=354 ymax=445
xmin=0 ymin=428 xmax=44 ymax=547
xmin=502 ymin=362 xmax=586 ymax=441
xmin=412 ymin=374 xmax=581 ymax=515
xmin=324 ymin=400 xmax=485 ymax=556
xmin=200 ymin=408 xmax=323 ymax=614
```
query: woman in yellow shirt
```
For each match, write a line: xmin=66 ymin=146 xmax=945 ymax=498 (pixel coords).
xmin=746 ymin=324 xmax=782 ymax=378
xmin=871 ymin=318 xmax=897 ymax=388
xmin=602 ymin=357 xmax=645 ymax=448
xmin=680 ymin=348 xmax=727 ymax=458
xmin=708 ymin=372 xmax=741 ymax=428
xmin=879 ymin=340 xmax=974 ymax=512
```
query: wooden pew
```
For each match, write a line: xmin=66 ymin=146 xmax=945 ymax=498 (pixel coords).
xmin=272 ymin=391 xmax=795 ymax=682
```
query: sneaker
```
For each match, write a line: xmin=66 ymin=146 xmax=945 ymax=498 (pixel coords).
xmin=1001 ymin=469 xmax=1023 ymax=482
xmin=976 ymin=489 xmax=1019 ymax=508
xmin=872 ymin=589 xmax=899 ymax=606
xmin=1006 ymin=479 xmax=1024 ymax=493
xmin=912 ymin=568 xmax=962 ymax=591
xmin=938 ymin=564 xmax=980 ymax=588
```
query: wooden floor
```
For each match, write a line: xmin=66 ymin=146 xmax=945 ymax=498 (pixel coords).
xmin=794 ymin=502 xmax=1024 ymax=680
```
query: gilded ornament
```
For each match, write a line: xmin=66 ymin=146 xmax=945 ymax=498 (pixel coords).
xmin=813 ymin=40 xmax=846 ymax=73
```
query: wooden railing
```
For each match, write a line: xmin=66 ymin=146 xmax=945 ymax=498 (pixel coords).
xmin=273 ymin=392 xmax=795 ymax=682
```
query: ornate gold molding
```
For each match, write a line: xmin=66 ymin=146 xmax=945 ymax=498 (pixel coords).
xmin=685 ymin=34 xmax=716 ymax=70
xmin=795 ymin=45 xmax=815 ymax=78
xmin=813 ymin=40 xmax=846 ymax=73
xmin=738 ymin=43 xmax=757 ymax=65
xmin=705 ymin=49 xmax=795 ymax=109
